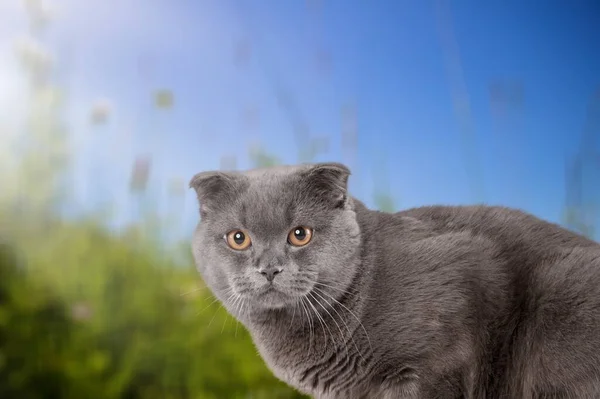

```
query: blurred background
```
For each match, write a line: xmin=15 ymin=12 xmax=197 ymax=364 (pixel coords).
xmin=0 ymin=0 xmax=598 ymax=397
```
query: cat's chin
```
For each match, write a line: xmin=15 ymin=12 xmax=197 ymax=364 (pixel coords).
xmin=250 ymin=285 xmax=299 ymax=310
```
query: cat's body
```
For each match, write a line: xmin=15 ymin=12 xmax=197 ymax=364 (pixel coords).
xmin=190 ymin=163 xmax=600 ymax=399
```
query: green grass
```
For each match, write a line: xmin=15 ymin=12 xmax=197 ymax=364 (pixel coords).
xmin=0 ymin=216 xmax=307 ymax=398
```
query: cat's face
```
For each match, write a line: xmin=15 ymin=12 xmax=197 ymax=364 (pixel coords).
xmin=190 ymin=163 xmax=361 ymax=313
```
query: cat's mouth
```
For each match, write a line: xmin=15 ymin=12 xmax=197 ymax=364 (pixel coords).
xmin=251 ymin=283 xmax=297 ymax=308
xmin=229 ymin=275 xmax=313 ymax=310
xmin=258 ymin=284 xmax=276 ymax=295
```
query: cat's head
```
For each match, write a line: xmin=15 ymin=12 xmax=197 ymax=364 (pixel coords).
xmin=190 ymin=163 xmax=362 ymax=313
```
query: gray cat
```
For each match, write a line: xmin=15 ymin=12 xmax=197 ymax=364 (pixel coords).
xmin=189 ymin=162 xmax=600 ymax=399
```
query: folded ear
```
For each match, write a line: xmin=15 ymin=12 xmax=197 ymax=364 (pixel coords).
xmin=189 ymin=171 xmax=242 ymax=218
xmin=300 ymin=162 xmax=351 ymax=209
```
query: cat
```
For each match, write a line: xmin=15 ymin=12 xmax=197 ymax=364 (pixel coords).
xmin=189 ymin=162 xmax=600 ymax=399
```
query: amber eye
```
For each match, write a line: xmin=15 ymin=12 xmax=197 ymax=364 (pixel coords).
xmin=225 ymin=230 xmax=252 ymax=250
xmin=288 ymin=226 xmax=313 ymax=247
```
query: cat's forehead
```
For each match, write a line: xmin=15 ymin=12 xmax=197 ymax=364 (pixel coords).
xmin=240 ymin=166 xmax=302 ymax=204
xmin=233 ymin=165 xmax=317 ymax=223
xmin=242 ymin=164 xmax=309 ymax=181
xmin=239 ymin=165 xmax=306 ymax=197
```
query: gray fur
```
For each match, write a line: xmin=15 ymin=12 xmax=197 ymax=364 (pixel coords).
xmin=190 ymin=162 xmax=600 ymax=398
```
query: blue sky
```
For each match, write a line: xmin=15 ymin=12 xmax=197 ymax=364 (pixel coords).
xmin=1 ymin=0 xmax=599 ymax=239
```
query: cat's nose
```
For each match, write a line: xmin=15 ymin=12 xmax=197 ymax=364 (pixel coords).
xmin=258 ymin=266 xmax=283 ymax=282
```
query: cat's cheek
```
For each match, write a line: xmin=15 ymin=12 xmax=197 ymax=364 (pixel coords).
xmin=196 ymin=261 xmax=206 ymax=276
xmin=191 ymin=244 xmax=206 ymax=275
xmin=195 ymin=260 xmax=212 ymax=284
xmin=288 ymin=249 xmax=318 ymax=273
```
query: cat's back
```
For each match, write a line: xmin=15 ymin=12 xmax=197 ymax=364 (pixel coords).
xmin=395 ymin=204 xmax=597 ymax=250
xmin=366 ymin=204 xmax=600 ymax=287
xmin=368 ymin=204 xmax=600 ymax=397
xmin=362 ymin=203 xmax=600 ymax=296
xmin=387 ymin=204 xmax=600 ymax=313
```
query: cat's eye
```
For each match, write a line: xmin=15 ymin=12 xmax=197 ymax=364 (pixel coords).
xmin=287 ymin=226 xmax=313 ymax=247
xmin=225 ymin=230 xmax=252 ymax=250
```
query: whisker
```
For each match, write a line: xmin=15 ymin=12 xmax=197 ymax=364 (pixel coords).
xmin=314 ymin=281 xmax=368 ymax=299
xmin=222 ymin=292 xmax=240 ymax=334
xmin=300 ymin=297 xmax=314 ymax=353
xmin=180 ymin=286 xmax=204 ymax=297
xmin=289 ymin=301 xmax=297 ymax=330
xmin=207 ymin=304 xmax=223 ymax=330
xmin=313 ymin=286 xmax=373 ymax=356
xmin=308 ymin=291 xmax=341 ymax=353
xmin=196 ymin=297 xmax=220 ymax=316
xmin=306 ymin=293 xmax=329 ymax=348
xmin=221 ymin=311 xmax=230 ymax=334
xmin=234 ymin=297 xmax=245 ymax=338
xmin=312 ymin=288 xmax=361 ymax=361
